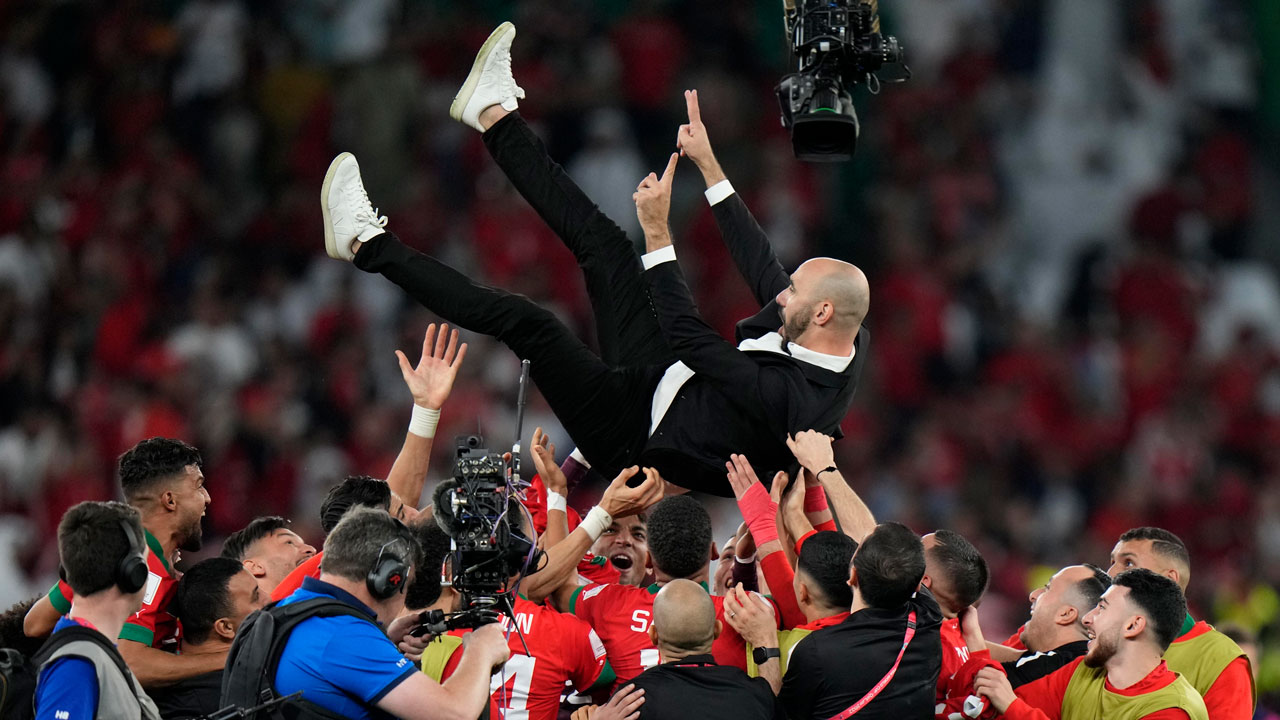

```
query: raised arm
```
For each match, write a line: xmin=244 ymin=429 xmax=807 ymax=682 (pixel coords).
xmin=786 ymin=431 xmax=875 ymax=543
xmin=635 ymin=155 xmax=787 ymax=416
xmin=678 ymin=89 xmax=790 ymax=306
xmin=386 ymin=324 xmax=467 ymax=514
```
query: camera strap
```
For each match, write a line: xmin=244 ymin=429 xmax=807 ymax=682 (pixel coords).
xmin=826 ymin=610 xmax=917 ymax=720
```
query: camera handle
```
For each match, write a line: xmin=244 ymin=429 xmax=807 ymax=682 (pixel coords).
xmin=509 ymin=359 xmax=531 ymax=487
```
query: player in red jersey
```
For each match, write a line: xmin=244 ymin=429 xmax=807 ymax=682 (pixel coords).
xmin=550 ymin=495 xmax=777 ymax=687
xmin=922 ymin=530 xmax=991 ymax=703
xmin=26 ymin=438 xmax=222 ymax=689
xmin=420 ymin=483 xmax=619 ymax=720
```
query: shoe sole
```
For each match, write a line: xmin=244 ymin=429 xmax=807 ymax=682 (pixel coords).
xmin=449 ymin=21 xmax=516 ymax=123
xmin=321 ymin=152 xmax=353 ymax=261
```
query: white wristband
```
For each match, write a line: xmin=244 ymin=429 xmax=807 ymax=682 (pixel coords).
xmin=408 ymin=405 xmax=440 ymax=438
xmin=547 ymin=491 xmax=568 ymax=514
xmin=579 ymin=506 xmax=613 ymax=541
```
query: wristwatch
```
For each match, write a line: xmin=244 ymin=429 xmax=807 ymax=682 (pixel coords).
xmin=753 ymin=647 xmax=781 ymax=665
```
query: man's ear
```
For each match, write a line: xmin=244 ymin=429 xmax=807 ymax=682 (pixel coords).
xmin=708 ymin=541 xmax=717 ymax=561
xmin=797 ymin=581 xmax=812 ymax=607
xmin=1123 ymin=615 xmax=1146 ymax=641
xmin=920 ymin=574 xmax=933 ymax=590
xmin=814 ymin=301 xmax=833 ymax=326
xmin=242 ymin=559 xmax=266 ymax=579
xmin=648 ymin=623 xmax=658 ymax=646
xmin=847 ymin=566 xmax=858 ymax=589
xmin=646 ymin=551 xmax=655 ymax=570
xmin=161 ymin=489 xmax=177 ymax=511
xmin=1056 ymin=605 xmax=1079 ymax=627
xmin=713 ymin=619 xmax=722 ymax=640
xmin=214 ymin=617 xmax=237 ymax=642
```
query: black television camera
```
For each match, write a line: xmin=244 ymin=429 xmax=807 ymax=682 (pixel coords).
xmin=776 ymin=0 xmax=908 ymax=161
xmin=425 ymin=434 xmax=542 ymax=633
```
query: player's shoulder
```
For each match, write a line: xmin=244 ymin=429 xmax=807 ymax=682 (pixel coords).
xmin=581 ymin=582 xmax=647 ymax=605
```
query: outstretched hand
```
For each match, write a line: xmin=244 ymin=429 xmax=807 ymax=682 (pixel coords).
xmin=396 ymin=323 xmax=467 ymax=410
xmin=529 ymin=427 xmax=568 ymax=495
xmin=677 ymin=89 xmax=712 ymax=164
xmin=634 ymin=153 xmax=679 ymax=250
xmin=600 ymin=466 xmax=666 ymax=518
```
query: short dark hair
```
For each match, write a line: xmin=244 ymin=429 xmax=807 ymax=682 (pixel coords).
xmin=0 ymin=597 xmax=45 ymax=654
xmin=646 ymin=496 xmax=712 ymax=580
xmin=58 ymin=501 xmax=145 ymax=596
xmin=797 ymin=532 xmax=857 ymax=609
xmin=221 ymin=516 xmax=291 ymax=561
xmin=1112 ymin=569 xmax=1187 ymax=651
xmin=927 ymin=529 xmax=990 ymax=608
xmin=853 ymin=522 xmax=925 ymax=610
xmin=404 ymin=519 xmax=453 ymax=610
xmin=320 ymin=476 xmax=391 ymax=533
xmin=1119 ymin=527 xmax=1191 ymax=571
xmin=322 ymin=508 xmax=420 ymax=586
xmin=1072 ymin=564 xmax=1112 ymax=614
xmin=173 ymin=558 xmax=243 ymax=644
xmin=118 ymin=438 xmax=203 ymax=500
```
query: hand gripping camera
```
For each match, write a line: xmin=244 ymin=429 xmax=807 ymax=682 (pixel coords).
xmin=776 ymin=0 xmax=909 ymax=161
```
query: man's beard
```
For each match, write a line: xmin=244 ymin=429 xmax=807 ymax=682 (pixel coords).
xmin=780 ymin=303 xmax=811 ymax=342
xmin=1082 ymin=632 xmax=1117 ymax=669
xmin=178 ymin=518 xmax=204 ymax=552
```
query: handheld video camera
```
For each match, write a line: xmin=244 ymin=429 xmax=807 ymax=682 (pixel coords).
xmin=776 ymin=0 xmax=908 ymax=161
xmin=428 ymin=435 xmax=542 ymax=630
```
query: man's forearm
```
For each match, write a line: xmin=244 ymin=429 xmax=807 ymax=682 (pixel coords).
xmin=436 ymin=649 xmax=499 ymax=720
xmin=521 ymin=526 xmax=594 ymax=606
xmin=24 ymin=594 xmax=60 ymax=638
xmin=119 ymin=640 xmax=227 ymax=688
xmin=757 ymin=659 xmax=782 ymax=695
xmin=816 ymin=470 xmax=875 ymax=543
xmin=693 ymin=155 xmax=727 ymax=188
xmin=386 ymin=432 xmax=434 ymax=511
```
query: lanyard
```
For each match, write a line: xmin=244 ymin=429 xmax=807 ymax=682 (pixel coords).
xmin=827 ymin=610 xmax=917 ymax=720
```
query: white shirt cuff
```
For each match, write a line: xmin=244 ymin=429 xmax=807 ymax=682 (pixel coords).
xmin=704 ymin=179 xmax=736 ymax=206
xmin=641 ymin=245 xmax=677 ymax=270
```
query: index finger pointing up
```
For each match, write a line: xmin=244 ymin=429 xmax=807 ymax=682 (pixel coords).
xmin=660 ymin=152 xmax=679 ymax=185
xmin=685 ymin=89 xmax=701 ymax=124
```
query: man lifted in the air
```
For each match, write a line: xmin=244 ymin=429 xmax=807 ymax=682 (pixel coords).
xmin=321 ymin=22 xmax=870 ymax=496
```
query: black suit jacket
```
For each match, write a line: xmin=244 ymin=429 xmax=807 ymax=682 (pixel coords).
xmin=639 ymin=191 xmax=868 ymax=496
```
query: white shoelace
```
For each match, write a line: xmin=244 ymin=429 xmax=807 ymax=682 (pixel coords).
xmin=351 ymin=181 xmax=388 ymax=228
xmin=495 ymin=49 xmax=526 ymax=100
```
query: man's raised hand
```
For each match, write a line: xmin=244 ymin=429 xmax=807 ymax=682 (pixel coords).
xmin=601 ymin=466 xmax=666 ymax=518
xmin=396 ymin=323 xmax=467 ymax=410
xmin=529 ymin=427 xmax=568 ymax=495
xmin=634 ymin=152 xmax=680 ymax=251
xmin=677 ymin=89 xmax=726 ymax=187
xmin=786 ymin=430 xmax=836 ymax=475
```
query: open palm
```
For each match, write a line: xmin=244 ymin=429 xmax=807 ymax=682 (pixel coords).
xmin=396 ymin=323 xmax=467 ymax=410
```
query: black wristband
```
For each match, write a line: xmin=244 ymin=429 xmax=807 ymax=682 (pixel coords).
xmin=753 ymin=647 xmax=781 ymax=665
xmin=816 ymin=465 xmax=838 ymax=478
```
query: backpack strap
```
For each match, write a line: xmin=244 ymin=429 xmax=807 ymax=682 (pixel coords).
xmin=222 ymin=598 xmax=375 ymax=720
xmin=34 ymin=625 xmax=137 ymax=695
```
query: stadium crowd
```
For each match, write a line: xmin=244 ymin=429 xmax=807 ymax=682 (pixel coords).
xmin=1 ymin=0 xmax=1279 ymax=718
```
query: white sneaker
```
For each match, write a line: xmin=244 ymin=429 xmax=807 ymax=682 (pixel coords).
xmin=321 ymin=152 xmax=388 ymax=262
xmin=450 ymin=21 xmax=525 ymax=132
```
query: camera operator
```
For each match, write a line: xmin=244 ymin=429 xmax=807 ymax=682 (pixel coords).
xmin=227 ymin=507 xmax=508 ymax=720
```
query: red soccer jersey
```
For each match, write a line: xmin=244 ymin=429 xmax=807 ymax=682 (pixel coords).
xmin=434 ymin=596 xmax=608 ymax=720
xmin=939 ymin=617 xmax=973 ymax=701
xmin=49 ymin=529 xmax=181 ymax=651
xmin=569 ymin=582 xmax=772 ymax=688
xmin=270 ymin=552 xmax=324 ymax=602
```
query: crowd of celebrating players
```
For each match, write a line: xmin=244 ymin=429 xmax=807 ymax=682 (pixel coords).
xmin=5 ymin=15 xmax=1266 ymax=720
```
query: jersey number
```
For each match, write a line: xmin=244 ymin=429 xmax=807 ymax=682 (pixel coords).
xmin=491 ymin=655 xmax=536 ymax=720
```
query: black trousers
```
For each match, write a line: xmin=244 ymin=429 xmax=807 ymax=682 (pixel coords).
xmin=354 ymin=113 xmax=673 ymax=477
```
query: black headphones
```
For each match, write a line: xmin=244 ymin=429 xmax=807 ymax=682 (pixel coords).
xmin=116 ymin=519 xmax=150 ymax=594
xmin=367 ymin=531 xmax=412 ymax=601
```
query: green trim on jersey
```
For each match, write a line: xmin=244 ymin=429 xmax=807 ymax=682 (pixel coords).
xmin=645 ymin=582 xmax=709 ymax=595
xmin=119 ymin=622 xmax=154 ymax=646
xmin=143 ymin=529 xmax=171 ymax=574
xmin=1179 ymin=612 xmax=1195 ymax=637
xmin=569 ymin=585 xmax=585 ymax=615
xmin=588 ymin=660 xmax=617 ymax=692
